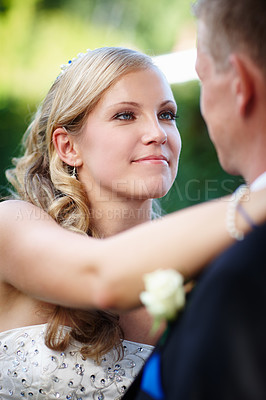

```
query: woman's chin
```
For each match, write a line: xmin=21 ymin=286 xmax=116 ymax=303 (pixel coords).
xmin=128 ymin=184 xmax=172 ymax=200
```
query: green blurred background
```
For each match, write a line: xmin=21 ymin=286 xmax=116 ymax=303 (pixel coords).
xmin=0 ymin=0 xmax=243 ymax=212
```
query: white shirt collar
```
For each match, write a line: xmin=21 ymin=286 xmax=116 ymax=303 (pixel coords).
xmin=250 ymin=171 xmax=266 ymax=191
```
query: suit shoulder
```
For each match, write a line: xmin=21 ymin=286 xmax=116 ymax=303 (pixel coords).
xmin=201 ymin=222 xmax=266 ymax=286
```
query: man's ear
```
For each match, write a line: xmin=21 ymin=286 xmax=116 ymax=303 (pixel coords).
xmin=229 ymin=54 xmax=255 ymax=117
xmin=53 ymin=128 xmax=82 ymax=167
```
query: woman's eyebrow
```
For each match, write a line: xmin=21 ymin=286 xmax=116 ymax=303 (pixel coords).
xmin=108 ymin=101 xmax=141 ymax=109
xmin=160 ymin=100 xmax=177 ymax=108
xmin=108 ymin=100 xmax=176 ymax=109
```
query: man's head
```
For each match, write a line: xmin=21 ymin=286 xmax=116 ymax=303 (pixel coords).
xmin=192 ymin=0 xmax=266 ymax=75
xmin=193 ymin=0 xmax=266 ymax=184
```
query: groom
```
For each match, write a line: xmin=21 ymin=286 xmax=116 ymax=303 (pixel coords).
xmin=123 ymin=0 xmax=266 ymax=398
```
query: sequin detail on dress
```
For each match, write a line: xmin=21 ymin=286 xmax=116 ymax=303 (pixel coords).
xmin=0 ymin=324 xmax=153 ymax=400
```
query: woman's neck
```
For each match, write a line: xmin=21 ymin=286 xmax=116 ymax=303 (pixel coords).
xmin=90 ymin=198 xmax=154 ymax=237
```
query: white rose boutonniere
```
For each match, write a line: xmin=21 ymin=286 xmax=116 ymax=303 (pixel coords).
xmin=140 ymin=269 xmax=185 ymax=333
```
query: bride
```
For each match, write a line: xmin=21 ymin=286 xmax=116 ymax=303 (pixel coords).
xmin=0 ymin=46 xmax=265 ymax=400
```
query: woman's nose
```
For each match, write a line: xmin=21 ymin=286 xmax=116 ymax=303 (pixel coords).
xmin=141 ymin=118 xmax=167 ymax=145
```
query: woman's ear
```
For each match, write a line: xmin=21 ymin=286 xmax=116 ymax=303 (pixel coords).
xmin=229 ymin=54 xmax=255 ymax=117
xmin=53 ymin=128 xmax=82 ymax=167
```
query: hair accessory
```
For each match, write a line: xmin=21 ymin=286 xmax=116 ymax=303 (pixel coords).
xmin=226 ymin=184 xmax=250 ymax=240
xmin=60 ymin=49 xmax=91 ymax=75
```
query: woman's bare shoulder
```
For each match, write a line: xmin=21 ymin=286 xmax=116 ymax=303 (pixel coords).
xmin=0 ymin=199 xmax=41 ymax=211
xmin=0 ymin=200 xmax=53 ymax=223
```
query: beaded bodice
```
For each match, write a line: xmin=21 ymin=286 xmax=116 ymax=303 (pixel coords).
xmin=0 ymin=324 xmax=153 ymax=400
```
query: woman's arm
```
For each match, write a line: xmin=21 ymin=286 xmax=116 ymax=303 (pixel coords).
xmin=98 ymin=190 xmax=266 ymax=309
xmin=0 ymin=200 xmax=102 ymax=308
xmin=0 ymin=191 xmax=265 ymax=310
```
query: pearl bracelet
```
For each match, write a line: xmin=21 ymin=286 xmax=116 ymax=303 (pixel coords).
xmin=226 ymin=184 xmax=250 ymax=240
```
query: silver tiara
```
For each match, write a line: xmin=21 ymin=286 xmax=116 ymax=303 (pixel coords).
xmin=59 ymin=49 xmax=91 ymax=75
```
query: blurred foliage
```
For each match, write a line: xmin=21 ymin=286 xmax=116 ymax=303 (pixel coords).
xmin=0 ymin=0 xmax=194 ymax=101
xmin=0 ymin=0 xmax=243 ymax=208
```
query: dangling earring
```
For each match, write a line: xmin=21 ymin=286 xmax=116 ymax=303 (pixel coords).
xmin=71 ymin=163 xmax=76 ymax=179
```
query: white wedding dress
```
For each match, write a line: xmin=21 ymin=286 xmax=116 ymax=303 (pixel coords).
xmin=0 ymin=324 xmax=153 ymax=400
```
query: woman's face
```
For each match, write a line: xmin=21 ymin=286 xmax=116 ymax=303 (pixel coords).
xmin=76 ymin=67 xmax=181 ymax=202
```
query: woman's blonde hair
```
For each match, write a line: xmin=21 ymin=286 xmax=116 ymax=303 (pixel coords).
xmin=6 ymin=47 xmax=155 ymax=362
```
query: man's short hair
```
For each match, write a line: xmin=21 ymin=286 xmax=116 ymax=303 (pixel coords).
xmin=192 ymin=0 xmax=266 ymax=74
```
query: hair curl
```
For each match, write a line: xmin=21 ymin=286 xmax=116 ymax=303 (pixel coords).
xmin=6 ymin=47 xmax=155 ymax=361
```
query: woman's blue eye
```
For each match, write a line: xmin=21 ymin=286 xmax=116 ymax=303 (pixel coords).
xmin=114 ymin=112 xmax=135 ymax=120
xmin=159 ymin=111 xmax=178 ymax=120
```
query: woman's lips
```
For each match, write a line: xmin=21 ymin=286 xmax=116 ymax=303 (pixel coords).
xmin=132 ymin=155 xmax=169 ymax=165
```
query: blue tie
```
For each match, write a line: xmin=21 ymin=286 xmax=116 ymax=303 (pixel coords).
xmin=140 ymin=351 xmax=165 ymax=399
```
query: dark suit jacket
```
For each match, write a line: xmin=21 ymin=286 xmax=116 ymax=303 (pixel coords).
xmin=123 ymin=223 xmax=266 ymax=400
